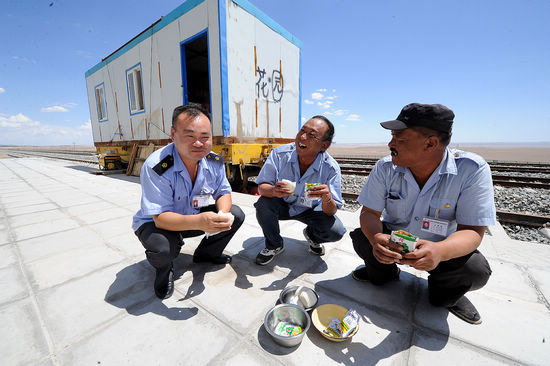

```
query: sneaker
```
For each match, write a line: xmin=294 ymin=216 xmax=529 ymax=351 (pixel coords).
xmin=447 ymin=296 xmax=482 ymax=325
xmin=303 ymin=228 xmax=325 ymax=256
xmin=255 ymin=247 xmax=285 ymax=265
xmin=352 ymin=266 xmax=400 ymax=282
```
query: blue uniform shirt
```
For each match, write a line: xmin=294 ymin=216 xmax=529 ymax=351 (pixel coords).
xmin=255 ymin=142 xmax=343 ymax=217
xmin=132 ymin=143 xmax=232 ymax=231
xmin=358 ymin=148 xmax=496 ymax=241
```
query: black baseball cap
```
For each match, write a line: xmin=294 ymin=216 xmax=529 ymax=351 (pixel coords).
xmin=380 ymin=103 xmax=454 ymax=133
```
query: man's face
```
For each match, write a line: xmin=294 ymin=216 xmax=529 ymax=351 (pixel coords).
xmin=295 ymin=118 xmax=329 ymax=158
xmin=387 ymin=128 xmax=429 ymax=167
xmin=170 ymin=112 xmax=212 ymax=163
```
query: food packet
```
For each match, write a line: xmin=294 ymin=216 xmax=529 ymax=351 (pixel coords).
xmin=304 ymin=183 xmax=321 ymax=200
xmin=390 ymin=230 xmax=418 ymax=253
xmin=280 ymin=179 xmax=296 ymax=194
xmin=205 ymin=211 xmax=234 ymax=238
xmin=275 ymin=322 xmax=302 ymax=337
xmin=322 ymin=309 xmax=359 ymax=338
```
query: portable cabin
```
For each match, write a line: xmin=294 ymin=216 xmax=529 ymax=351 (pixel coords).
xmin=85 ymin=0 xmax=302 ymax=189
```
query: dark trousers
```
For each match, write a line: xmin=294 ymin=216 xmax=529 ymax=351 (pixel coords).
xmin=134 ymin=204 xmax=245 ymax=271
xmin=350 ymin=226 xmax=492 ymax=307
xmin=254 ymin=196 xmax=346 ymax=249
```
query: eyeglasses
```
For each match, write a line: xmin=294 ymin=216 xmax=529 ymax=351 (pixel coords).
xmin=299 ymin=128 xmax=323 ymax=141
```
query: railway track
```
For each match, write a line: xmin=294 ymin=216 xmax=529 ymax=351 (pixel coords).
xmin=338 ymin=161 xmax=550 ymax=190
xmin=340 ymin=192 xmax=550 ymax=228
xmin=2 ymin=149 xmax=98 ymax=165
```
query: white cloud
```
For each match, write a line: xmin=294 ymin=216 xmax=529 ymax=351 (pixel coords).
xmin=323 ymin=111 xmax=333 ymax=116
xmin=311 ymin=92 xmax=324 ymax=100
xmin=325 ymin=96 xmax=337 ymax=100
xmin=0 ymin=113 xmax=93 ymax=145
xmin=316 ymin=88 xmax=327 ymax=92
xmin=339 ymin=124 xmax=347 ymax=128
xmin=63 ymin=102 xmax=78 ymax=108
xmin=317 ymin=101 xmax=332 ymax=109
xmin=304 ymin=99 xmax=314 ymax=104
xmin=79 ymin=121 xmax=92 ymax=130
xmin=333 ymin=109 xmax=348 ymax=116
xmin=0 ymin=87 xmax=5 ymax=93
xmin=0 ymin=113 xmax=39 ymax=128
xmin=12 ymin=55 xmax=36 ymax=64
xmin=346 ymin=114 xmax=360 ymax=121
xmin=41 ymin=106 xmax=69 ymax=113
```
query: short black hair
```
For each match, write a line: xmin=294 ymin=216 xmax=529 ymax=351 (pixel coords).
xmin=311 ymin=115 xmax=335 ymax=148
xmin=411 ymin=126 xmax=452 ymax=147
xmin=172 ymin=103 xmax=211 ymax=128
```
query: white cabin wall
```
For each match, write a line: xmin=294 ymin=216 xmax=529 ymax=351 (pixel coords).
xmin=226 ymin=0 xmax=300 ymax=140
xmin=86 ymin=1 xmax=212 ymax=144
xmin=206 ymin=0 xmax=223 ymax=136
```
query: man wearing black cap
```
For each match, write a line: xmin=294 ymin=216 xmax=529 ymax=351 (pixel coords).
xmin=350 ymin=103 xmax=495 ymax=324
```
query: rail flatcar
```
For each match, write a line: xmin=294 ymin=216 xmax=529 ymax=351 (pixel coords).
xmin=84 ymin=0 xmax=302 ymax=190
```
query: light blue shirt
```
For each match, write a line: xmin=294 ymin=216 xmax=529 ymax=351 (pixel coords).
xmin=255 ymin=142 xmax=343 ymax=217
xmin=358 ymin=148 xmax=496 ymax=241
xmin=132 ymin=143 xmax=232 ymax=231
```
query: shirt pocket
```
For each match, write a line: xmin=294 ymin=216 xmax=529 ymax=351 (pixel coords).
xmin=385 ymin=192 xmax=407 ymax=220
xmin=429 ymin=197 xmax=456 ymax=220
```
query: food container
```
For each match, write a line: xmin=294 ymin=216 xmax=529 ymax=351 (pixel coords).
xmin=311 ymin=304 xmax=359 ymax=342
xmin=264 ymin=304 xmax=311 ymax=347
xmin=390 ymin=230 xmax=418 ymax=253
xmin=280 ymin=179 xmax=296 ymax=193
xmin=279 ymin=286 xmax=319 ymax=311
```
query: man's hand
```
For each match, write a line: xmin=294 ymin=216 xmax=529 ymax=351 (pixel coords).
xmin=371 ymin=232 xmax=403 ymax=264
xmin=272 ymin=181 xmax=294 ymax=198
xmin=400 ymin=240 xmax=444 ymax=271
xmin=199 ymin=211 xmax=232 ymax=233
xmin=306 ymin=184 xmax=331 ymax=201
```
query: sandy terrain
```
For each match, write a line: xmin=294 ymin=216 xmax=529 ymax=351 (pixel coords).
xmin=328 ymin=143 xmax=550 ymax=163
xmin=2 ymin=143 xmax=548 ymax=163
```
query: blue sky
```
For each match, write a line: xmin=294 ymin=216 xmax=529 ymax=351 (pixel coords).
xmin=1 ymin=0 xmax=549 ymax=146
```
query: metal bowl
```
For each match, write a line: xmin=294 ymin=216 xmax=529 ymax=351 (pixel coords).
xmin=264 ymin=304 xmax=311 ymax=347
xmin=279 ymin=286 xmax=319 ymax=311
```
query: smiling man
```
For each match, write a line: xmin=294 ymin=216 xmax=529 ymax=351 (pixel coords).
xmin=132 ymin=103 xmax=244 ymax=299
xmin=350 ymin=103 xmax=496 ymax=324
xmin=253 ymin=115 xmax=346 ymax=265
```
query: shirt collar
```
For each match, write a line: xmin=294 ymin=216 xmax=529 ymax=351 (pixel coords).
xmin=171 ymin=143 xmax=210 ymax=174
xmin=438 ymin=148 xmax=457 ymax=176
xmin=289 ymin=142 xmax=324 ymax=172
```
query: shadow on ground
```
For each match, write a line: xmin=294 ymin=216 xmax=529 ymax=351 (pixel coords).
xmin=104 ymin=259 xmax=198 ymax=320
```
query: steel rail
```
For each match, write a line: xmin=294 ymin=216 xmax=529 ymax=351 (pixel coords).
xmin=340 ymin=191 xmax=550 ymax=227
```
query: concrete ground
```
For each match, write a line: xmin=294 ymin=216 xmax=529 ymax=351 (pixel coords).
xmin=1 ymin=157 xmax=549 ymax=366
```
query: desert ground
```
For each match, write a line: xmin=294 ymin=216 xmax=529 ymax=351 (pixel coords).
xmin=328 ymin=143 xmax=550 ymax=163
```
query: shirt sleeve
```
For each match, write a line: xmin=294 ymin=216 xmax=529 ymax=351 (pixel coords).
xmin=455 ymin=162 xmax=496 ymax=226
xmin=139 ymin=162 xmax=175 ymax=216
xmin=212 ymin=161 xmax=232 ymax=200
xmin=255 ymin=150 xmax=279 ymax=185
xmin=326 ymin=165 xmax=344 ymax=209
xmin=357 ymin=160 xmax=388 ymax=212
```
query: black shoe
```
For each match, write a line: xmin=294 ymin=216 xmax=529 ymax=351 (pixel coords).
xmin=303 ymin=228 xmax=325 ymax=256
xmin=447 ymin=296 xmax=482 ymax=325
xmin=352 ymin=266 xmax=400 ymax=282
xmin=255 ymin=247 xmax=285 ymax=265
xmin=193 ymin=254 xmax=232 ymax=264
xmin=154 ymin=267 xmax=174 ymax=300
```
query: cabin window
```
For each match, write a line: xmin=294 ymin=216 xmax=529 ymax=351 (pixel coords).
xmin=126 ymin=63 xmax=145 ymax=115
xmin=94 ymin=83 xmax=108 ymax=122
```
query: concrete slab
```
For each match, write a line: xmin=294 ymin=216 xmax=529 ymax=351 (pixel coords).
xmin=1 ymin=157 xmax=550 ymax=366
xmin=0 ymin=298 xmax=51 ymax=366
xmin=0 ymin=263 xmax=29 ymax=305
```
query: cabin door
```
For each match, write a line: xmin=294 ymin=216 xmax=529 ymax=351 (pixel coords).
xmin=180 ymin=31 xmax=211 ymax=113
